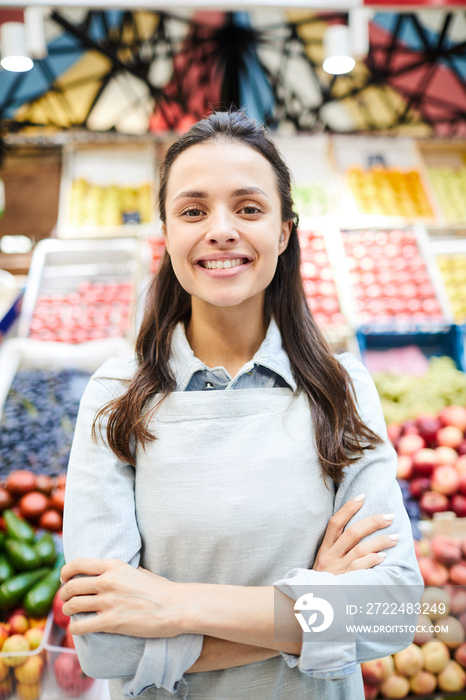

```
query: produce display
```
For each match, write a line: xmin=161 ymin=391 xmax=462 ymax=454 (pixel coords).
xmin=362 ymin=535 xmax=466 ymax=698
xmin=292 ymin=184 xmax=330 ymax=217
xmin=49 ymin=590 xmax=95 ymax=697
xmin=0 ymin=471 xmax=65 ymax=533
xmin=373 ymin=356 xmax=466 ymax=425
xmin=345 ymin=167 xmax=434 ymax=218
xmin=427 ymin=166 xmax=466 ymax=223
xmin=436 ymin=254 xmax=466 ymax=322
xmin=346 ymin=165 xmax=433 ymax=219
xmin=69 ymin=179 xmax=153 ymax=227
xmin=390 ymin=405 xmax=466 ymax=520
xmin=343 ymin=229 xmax=444 ymax=324
xmin=299 ymin=230 xmax=345 ymax=328
xmin=28 ymin=280 xmax=132 ymax=344
xmin=147 ymin=238 xmax=166 ymax=275
xmin=0 ymin=368 xmax=90 ymax=478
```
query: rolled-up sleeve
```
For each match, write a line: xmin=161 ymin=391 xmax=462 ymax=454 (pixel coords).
xmin=273 ymin=353 xmax=424 ymax=679
xmin=63 ymin=364 xmax=203 ymax=697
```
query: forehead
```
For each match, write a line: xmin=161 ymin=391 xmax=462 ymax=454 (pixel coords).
xmin=166 ymin=140 xmax=280 ymax=199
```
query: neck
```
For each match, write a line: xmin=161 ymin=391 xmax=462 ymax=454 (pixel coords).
xmin=186 ymin=301 xmax=268 ymax=378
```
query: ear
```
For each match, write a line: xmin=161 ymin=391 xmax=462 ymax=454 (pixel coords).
xmin=279 ymin=220 xmax=293 ymax=254
xmin=162 ymin=223 xmax=169 ymax=254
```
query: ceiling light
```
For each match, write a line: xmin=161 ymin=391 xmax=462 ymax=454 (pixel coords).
xmin=349 ymin=8 xmax=372 ymax=60
xmin=323 ymin=25 xmax=355 ymax=76
xmin=1 ymin=22 xmax=33 ymax=72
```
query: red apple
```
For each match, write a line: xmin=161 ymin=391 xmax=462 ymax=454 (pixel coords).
xmin=431 ymin=465 xmax=460 ymax=495
xmin=398 ymin=434 xmax=425 ymax=456
xmin=437 ymin=426 xmax=464 ymax=450
xmin=54 ymin=653 xmax=95 ymax=694
xmin=387 ymin=423 xmax=402 ymax=447
xmin=458 ymin=440 xmax=466 ymax=456
xmin=52 ymin=590 xmax=69 ymax=630
xmin=416 ymin=414 xmax=442 ymax=442
xmin=363 ymin=681 xmax=379 ymax=699
xmin=418 ymin=556 xmax=449 ymax=586
xmin=457 ymin=455 xmax=466 ymax=475
xmin=436 ymin=445 xmax=459 ymax=465
xmin=412 ymin=448 xmax=438 ymax=476
xmin=431 ymin=534 xmax=462 ymax=565
xmin=439 ymin=406 xmax=466 ymax=432
xmin=409 ymin=477 xmax=431 ymax=500
xmin=420 ymin=490 xmax=450 ymax=517
xmin=362 ymin=656 xmax=394 ymax=685
xmin=8 ymin=615 xmax=29 ymax=636
xmin=450 ymin=562 xmax=466 ymax=585
xmin=397 ymin=455 xmax=413 ymax=480
xmin=452 ymin=494 xmax=466 ymax=517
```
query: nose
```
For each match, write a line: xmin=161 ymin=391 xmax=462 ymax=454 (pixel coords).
xmin=205 ymin=207 xmax=239 ymax=245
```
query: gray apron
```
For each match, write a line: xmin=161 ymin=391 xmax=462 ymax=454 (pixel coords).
xmin=110 ymin=388 xmax=364 ymax=700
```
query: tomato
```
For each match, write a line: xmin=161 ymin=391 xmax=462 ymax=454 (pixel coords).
xmin=34 ymin=475 xmax=54 ymax=496
xmin=0 ymin=489 xmax=14 ymax=513
xmin=19 ymin=492 xmax=49 ymax=522
xmin=48 ymin=488 xmax=65 ymax=513
xmin=6 ymin=471 xmax=37 ymax=497
xmin=37 ymin=510 xmax=62 ymax=532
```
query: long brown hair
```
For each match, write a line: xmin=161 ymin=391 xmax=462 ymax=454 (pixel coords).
xmin=95 ymin=110 xmax=381 ymax=482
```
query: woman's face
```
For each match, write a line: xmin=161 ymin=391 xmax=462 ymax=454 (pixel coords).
xmin=163 ymin=140 xmax=291 ymax=314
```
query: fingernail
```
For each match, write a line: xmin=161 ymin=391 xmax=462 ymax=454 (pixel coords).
xmin=389 ymin=534 xmax=400 ymax=541
xmin=353 ymin=493 xmax=365 ymax=502
xmin=383 ymin=513 xmax=395 ymax=521
xmin=378 ymin=552 xmax=387 ymax=559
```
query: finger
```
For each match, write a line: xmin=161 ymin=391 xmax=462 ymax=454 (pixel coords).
xmin=60 ymin=576 xmax=101 ymax=602
xmin=331 ymin=513 xmax=395 ymax=558
xmin=61 ymin=558 xmax=117 ymax=584
xmin=347 ymin=551 xmax=389 ymax=572
xmin=319 ymin=494 xmax=366 ymax=550
xmin=344 ymin=533 xmax=400 ymax=564
xmin=62 ymin=595 xmax=102 ymax=618
xmin=69 ymin=612 xmax=108 ymax=636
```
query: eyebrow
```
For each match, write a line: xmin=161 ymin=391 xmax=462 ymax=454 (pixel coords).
xmin=172 ymin=187 xmax=270 ymax=203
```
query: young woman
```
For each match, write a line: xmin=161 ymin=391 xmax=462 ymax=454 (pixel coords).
xmin=60 ymin=111 xmax=423 ymax=700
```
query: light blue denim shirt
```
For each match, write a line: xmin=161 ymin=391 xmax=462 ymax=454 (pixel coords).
xmin=63 ymin=318 xmax=423 ymax=700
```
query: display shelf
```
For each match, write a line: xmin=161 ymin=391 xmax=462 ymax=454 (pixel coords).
xmin=336 ymin=225 xmax=453 ymax=330
xmin=57 ymin=143 xmax=158 ymax=239
xmin=0 ymin=336 xmax=132 ymax=420
xmin=331 ymin=136 xmax=438 ymax=223
xmin=419 ymin=141 xmax=466 ymax=226
xmin=428 ymin=238 xmax=466 ymax=325
xmin=16 ymin=238 xmax=150 ymax=345
xmin=272 ymin=134 xmax=336 ymax=218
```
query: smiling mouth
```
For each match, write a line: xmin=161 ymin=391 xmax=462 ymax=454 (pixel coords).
xmin=198 ymin=258 xmax=251 ymax=270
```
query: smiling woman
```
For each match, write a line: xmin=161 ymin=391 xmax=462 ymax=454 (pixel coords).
xmin=61 ymin=110 xmax=423 ymax=700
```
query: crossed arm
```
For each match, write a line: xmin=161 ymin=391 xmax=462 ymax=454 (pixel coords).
xmin=60 ymin=497 xmax=398 ymax=674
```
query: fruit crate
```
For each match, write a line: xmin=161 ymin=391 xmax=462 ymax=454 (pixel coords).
xmin=0 ymin=611 xmax=52 ymax=700
xmin=42 ymin=617 xmax=110 ymax=700
xmin=57 ymin=143 xmax=158 ymax=239
xmin=429 ymin=237 xmax=466 ymax=325
xmin=419 ymin=141 xmax=466 ymax=226
xmin=272 ymin=134 xmax=337 ymax=218
xmin=16 ymin=238 xmax=150 ymax=345
xmin=331 ymin=135 xmax=438 ymax=225
xmin=0 ymin=336 xmax=132 ymax=479
xmin=336 ymin=225 xmax=453 ymax=330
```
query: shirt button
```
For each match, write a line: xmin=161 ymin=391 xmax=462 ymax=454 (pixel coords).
xmin=204 ymin=382 xmax=215 ymax=390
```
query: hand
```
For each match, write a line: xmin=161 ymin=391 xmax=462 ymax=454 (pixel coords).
xmin=312 ymin=495 xmax=398 ymax=575
xmin=59 ymin=558 xmax=184 ymax=638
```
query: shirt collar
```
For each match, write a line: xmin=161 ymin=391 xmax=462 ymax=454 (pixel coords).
xmin=169 ymin=317 xmax=297 ymax=392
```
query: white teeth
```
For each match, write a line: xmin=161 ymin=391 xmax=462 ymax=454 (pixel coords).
xmin=203 ymin=258 xmax=246 ymax=270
